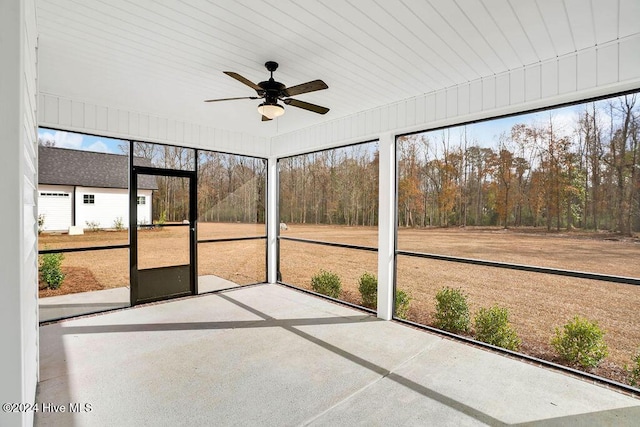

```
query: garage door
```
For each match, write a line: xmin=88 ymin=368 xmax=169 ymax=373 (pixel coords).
xmin=39 ymin=191 xmax=72 ymax=231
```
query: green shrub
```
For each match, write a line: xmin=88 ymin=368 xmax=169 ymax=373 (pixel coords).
xmin=625 ymin=348 xmax=640 ymax=387
xmin=474 ymin=305 xmax=521 ymax=350
xmin=434 ymin=287 xmax=470 ymax=333
xmin=156 ymin=211 xmax=167 ymax=228
xmin=311 ymin=270 xmax=342 ymax=298
xmin=40 ymin=252 xmax=65 ymax=289
xmin=395 ymin=290 xmax=411 ymax=319
xmin=85 ymin=220 xmax=101 ymax=232
xmin=551 ymin=316 xmax=608 ymax=368
xmin=358 ymin=272 xmax=377 ymax=308
xmin=38 ymin=214 xmax=45 ymax=234
xmin=356 ymin=273 xmax=411 ymax=317
xmin=113 ymin=216 xmax=125 ymax=231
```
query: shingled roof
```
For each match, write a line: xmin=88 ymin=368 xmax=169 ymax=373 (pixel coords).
xmin=38 ymin=146 xmax=157 ymax=190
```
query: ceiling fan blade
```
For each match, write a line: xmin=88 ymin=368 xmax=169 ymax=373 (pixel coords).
xmin=284 ymin=80 xmax=328 ymax=97
xmin=204 ymin=96 xmax=259 ymax=102
xmin=261 ymin=115 xmax=272 ymax=121
xmin=283 ymin=98 xmax=330 ymax=115
xmin=223 ymin=71 xmax=262 ymax=92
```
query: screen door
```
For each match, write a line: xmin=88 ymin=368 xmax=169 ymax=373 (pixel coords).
xmin=130 ymin=168 xmax=197 ymax=305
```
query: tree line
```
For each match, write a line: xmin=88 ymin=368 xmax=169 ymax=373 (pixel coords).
xmin=197 ymin=151 xmax=266 ymax=224
xmin=129 ymin=142 xmax=266 ymax=224
xmin=279 ymin=142 xmax=379 ymax=226
xmin=398 ymin=94 xmax=640 ymax=234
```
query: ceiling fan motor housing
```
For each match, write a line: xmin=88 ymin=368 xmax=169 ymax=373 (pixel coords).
xmin=258 ymin=79 xmax=286 ymax=105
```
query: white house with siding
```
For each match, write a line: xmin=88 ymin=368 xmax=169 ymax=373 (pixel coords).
xmin=38 ymin=146 xmax=156 ymax=231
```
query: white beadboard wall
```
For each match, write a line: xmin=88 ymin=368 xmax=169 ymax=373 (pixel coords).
xmin=271 ymin=36 xmax=640 ymax=158
xmin=0 ymin=0 xmax=39 ymax=426
xmin=37 ymin=94 xmax=270 ymax=158
xmin=37 ymin=35 xmax=640 ymax=161
xmin=22 ymin=2 xmax=40 ymax=416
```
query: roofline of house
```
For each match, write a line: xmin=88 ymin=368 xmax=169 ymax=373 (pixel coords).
xmin=39 ymin=145 xmax=128 ymax=157
xmin=38 ymin=183 xmax=155 ymax=191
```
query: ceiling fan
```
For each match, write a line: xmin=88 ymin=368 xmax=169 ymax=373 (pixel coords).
xmin=205 ymin=61 xmax=329 ymax=121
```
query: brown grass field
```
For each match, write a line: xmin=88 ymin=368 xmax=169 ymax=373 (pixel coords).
xmin=38 ymin=223 xmax=266 ymax=297
xmin=40 ymin=223 xmax=640 ymax=385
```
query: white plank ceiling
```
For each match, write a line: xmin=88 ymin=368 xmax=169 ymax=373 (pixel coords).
xmin=37 ymin=0 xmax=640 ymax=139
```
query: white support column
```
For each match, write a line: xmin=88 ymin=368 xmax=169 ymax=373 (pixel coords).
xmin=0 ymin=0 xmax=39 ymax=426
xmin=267 ymin=157 xmax=278 ymax=283
xmin=377 ymin=133 xmax=395 ymax=320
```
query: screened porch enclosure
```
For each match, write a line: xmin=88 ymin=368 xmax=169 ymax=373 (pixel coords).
xmin=5 ymin=0 xmax=640 ymax=425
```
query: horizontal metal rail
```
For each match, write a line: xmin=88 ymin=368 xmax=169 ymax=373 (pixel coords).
xmin=38 ymin=236 xmax=267 ymax=254
xmin=197 ymin=236 xmax=267 ymax=244
xmin=39 ymin=244 xmax=129 ymax=255
xmin=397 ymin=250 xmax=640 ymax=286
xmin=138 ymin=223 xmax=189 ymax=228
xmin=279 ymin=236 xmax=378 ymax=252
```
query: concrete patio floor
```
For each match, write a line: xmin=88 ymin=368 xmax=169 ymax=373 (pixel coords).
xmin=37 ymin=284 xmax=640 ymax=426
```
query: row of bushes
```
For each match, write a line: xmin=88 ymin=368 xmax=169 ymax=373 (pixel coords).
xmin=308 ymin=274 xmax=640 ymax=387
xmin=434 ymin=287 xmax=521 ymax=350
xmin=434 ymin=287 xmax=607 ymax=361
xmin=86 ymin=217 xmax=127 ymax=232
xmin=434 ymin=287 xmax=640 ymax=386
xmin=310 ymin=270 xmax=412 ymax=319
xmin=38 ymin=214 xmax=127 ymax=233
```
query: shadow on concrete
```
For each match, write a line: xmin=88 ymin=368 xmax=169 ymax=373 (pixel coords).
xmin=214 ymin=292 xmax=508 ymax=426
xmin=52 ymin=315 xmax=377 ymax=335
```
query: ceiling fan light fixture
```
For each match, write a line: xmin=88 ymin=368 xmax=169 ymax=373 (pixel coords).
xmin=257 ymin=102 xmax=285 ymax=119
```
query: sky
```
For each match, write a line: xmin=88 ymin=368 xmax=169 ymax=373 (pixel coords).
xmin=38 ymin=128 xmax=125 ymax=154
xmin=425 ymin=103 xmax=585 ymax=149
